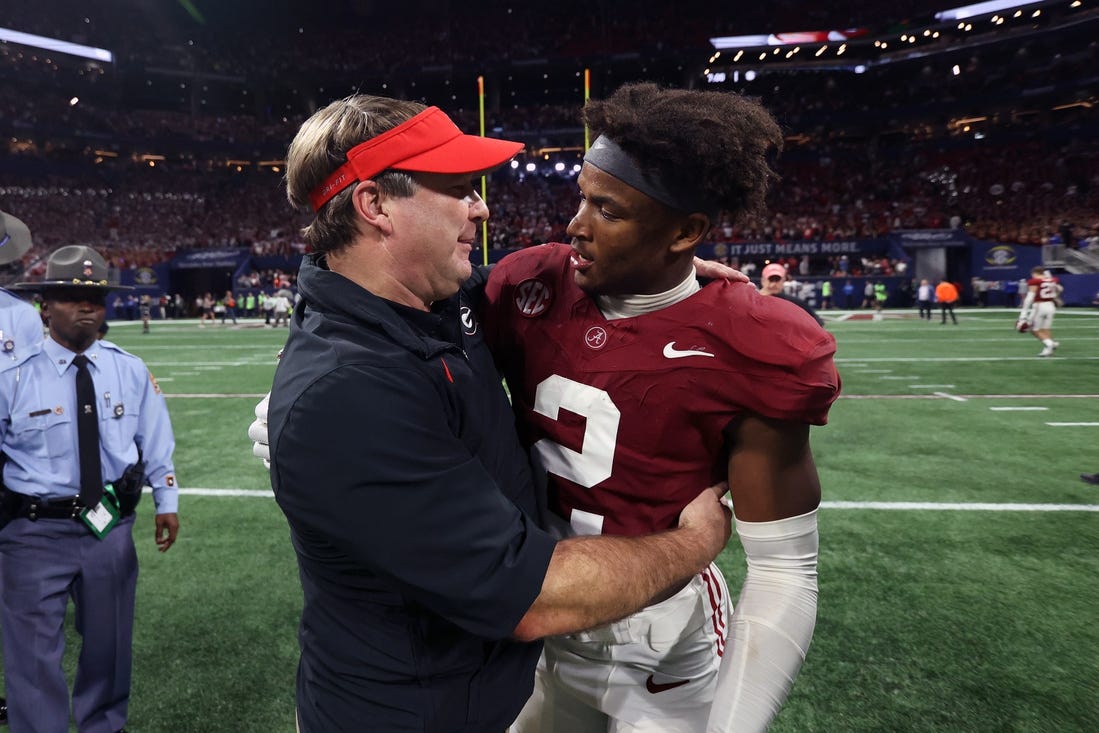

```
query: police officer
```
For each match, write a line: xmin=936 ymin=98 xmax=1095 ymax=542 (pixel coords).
xmin=0 ymin=245 xmax=180 ymax=733
xmin=0 ymin=209 xmax=44 ymax=726
xmin=0 ymin=210 xmax=42 ymax=368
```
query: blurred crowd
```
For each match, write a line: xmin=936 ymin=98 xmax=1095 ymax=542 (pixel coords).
xmin=2 ymin=125 xmax=1097 ymax=275
xmin=2 ymin=0 xmax=1097 ymax=278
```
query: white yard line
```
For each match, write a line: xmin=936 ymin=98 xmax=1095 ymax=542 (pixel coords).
xmin=836 ymin=356 xmax=1099 ymax=362
xmin=840 ymin=394 xmax=1099 ymax=399
xmin=161 ymin=488 xmax=1099 ymax=512
xmin=823 ymin=501 xmax=1099 ymax=512
xmin=164 ymin=393 xmax=268 ymax=398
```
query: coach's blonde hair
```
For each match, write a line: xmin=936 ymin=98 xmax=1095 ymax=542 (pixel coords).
xmin=286 ymin=95 xmax=424 ymax=255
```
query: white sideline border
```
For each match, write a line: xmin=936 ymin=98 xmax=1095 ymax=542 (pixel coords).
xmin=154 ymin=488 xmax=1099 ymax=512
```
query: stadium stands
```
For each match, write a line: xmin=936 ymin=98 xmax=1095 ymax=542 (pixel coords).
xmin=1 ymin=0 xmax=1096 ymax=289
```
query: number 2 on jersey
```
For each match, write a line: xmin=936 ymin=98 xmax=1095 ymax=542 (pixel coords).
xmin=531 ymin=375 xmax=620 ymax=489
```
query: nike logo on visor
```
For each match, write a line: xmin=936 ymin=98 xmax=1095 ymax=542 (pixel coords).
xmin=663 ymin=342 xmax=714 ymax=359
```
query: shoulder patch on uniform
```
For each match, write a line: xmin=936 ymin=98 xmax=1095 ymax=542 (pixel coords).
xmin=514 ymin=278 xmax=554 ymax=318
xmin=148 ymin=371 xmax=162 ymax=395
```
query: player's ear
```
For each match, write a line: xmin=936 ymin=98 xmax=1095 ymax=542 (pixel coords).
xmin=670 ymin=213 xmax=711 ymax=254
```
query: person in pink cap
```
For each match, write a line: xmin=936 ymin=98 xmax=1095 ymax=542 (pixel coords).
xmin=758 ymin=261 xmax=823 ymax=325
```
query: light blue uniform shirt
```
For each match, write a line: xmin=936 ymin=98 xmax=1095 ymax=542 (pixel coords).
xmin=0 ymin=336 xmax=178 ymax=513
xmin=0 ymin=288 xmax=43 ymax=368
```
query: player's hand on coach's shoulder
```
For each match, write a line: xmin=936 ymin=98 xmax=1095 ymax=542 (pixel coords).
xmin=677 ymin=482 xmax=733 ymax=568
xmin=248 ymin=393 xmax=271 ymax=469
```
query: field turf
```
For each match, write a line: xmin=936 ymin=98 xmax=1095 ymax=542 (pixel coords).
xmin=5 ymin=306 xmax=1097 ymax=731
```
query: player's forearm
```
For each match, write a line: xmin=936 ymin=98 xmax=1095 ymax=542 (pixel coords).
xmin=707 ymin=510 xmax=819 ymax=733
xmin=512 ymin=528 xmax=715 ymax=641
xmin=1020 ymin=290 xmax=1035 ymax=318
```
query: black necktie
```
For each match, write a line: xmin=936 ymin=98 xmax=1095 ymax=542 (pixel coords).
xmin=72 ymin=354 xmax=103 ymax=507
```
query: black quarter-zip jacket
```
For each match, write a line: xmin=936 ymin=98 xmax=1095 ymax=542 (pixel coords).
xmin=269 ymin=254 xmax=556 ymax=732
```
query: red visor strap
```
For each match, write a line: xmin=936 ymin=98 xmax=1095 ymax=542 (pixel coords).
xmin=308 ymin=107 xmax=461 ymax=212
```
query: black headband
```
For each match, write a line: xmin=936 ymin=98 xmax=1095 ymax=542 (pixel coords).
xmin=583 ymin=135 xmax=719 ymax=220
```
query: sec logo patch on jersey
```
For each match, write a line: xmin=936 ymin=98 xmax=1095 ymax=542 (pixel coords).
xmin=514 ymin=278 xmax=553 ymax=318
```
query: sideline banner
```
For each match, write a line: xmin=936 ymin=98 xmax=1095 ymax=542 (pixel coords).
xmin=970 ymin=241 xmax=1042 ymax=280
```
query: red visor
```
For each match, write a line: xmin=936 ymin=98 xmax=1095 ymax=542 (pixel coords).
xmin=308 ymin=107 xmax=524 ymax=212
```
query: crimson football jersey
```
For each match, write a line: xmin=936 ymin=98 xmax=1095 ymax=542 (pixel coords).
xmin=1027 ymin=276 xmax=1061 ymax=302
xmin=484 ymin=244 xmax=841 ymax=537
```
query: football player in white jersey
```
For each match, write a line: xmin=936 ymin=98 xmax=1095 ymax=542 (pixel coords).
xmin=1017 ymin=265 xmax=1062 ymax=356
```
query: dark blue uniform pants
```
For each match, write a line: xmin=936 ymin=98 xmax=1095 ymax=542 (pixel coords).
xmin=0 ymin=514 xmax=137 ymax=733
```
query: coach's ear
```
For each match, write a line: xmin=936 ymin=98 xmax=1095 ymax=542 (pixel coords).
xmin=352 ymin=180 xmax=393 ymax=236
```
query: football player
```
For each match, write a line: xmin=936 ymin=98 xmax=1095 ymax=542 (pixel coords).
xmin=1018 ymin=265 xmax=1062 ymax=356
xmin=485 ymin=83 xmax=841 ymax=733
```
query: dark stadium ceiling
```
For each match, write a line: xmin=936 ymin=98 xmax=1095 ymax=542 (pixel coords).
xmin=701 ymin=0 xmax=1097 ymax=79
xmin=1 ymin=0 xmax=1095 ymax=168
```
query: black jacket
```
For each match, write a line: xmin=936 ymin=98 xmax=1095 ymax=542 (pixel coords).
xmin=270 ymin=255 xmax=556 ymax=732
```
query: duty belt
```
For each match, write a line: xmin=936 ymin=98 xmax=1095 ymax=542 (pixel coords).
xmin=14 ymin=495 xmax=134 ymax=521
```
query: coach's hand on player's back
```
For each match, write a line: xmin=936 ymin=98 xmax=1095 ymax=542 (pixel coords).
xmin=678 ymin=482 xmax=734 ymax=567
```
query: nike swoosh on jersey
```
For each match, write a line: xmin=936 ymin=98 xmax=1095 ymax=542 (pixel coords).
xmin=645 ymin=674 xmax=691 ymax=694
xmin=662 ymin=341 xmax=715 ymax=359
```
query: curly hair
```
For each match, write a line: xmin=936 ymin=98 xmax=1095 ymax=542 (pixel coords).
xmin=582 ymin=83 xmax=783 ymax=224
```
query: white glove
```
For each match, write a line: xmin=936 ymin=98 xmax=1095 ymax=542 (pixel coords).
xmin=248 ymin=393 xmax=272 ymax=469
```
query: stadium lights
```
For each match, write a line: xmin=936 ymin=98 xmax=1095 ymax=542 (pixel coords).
xmin=816 ymin=45 xmax=827 ymax=56
xmin=69 ymin=97 xmax=79 ymax=106
xmin=733 ymin=50 xmax=743 ymax=61
xmin=935 ymin=0 xmax=1041 ymax=22
xmin=0 ymin=27 xmax=113 ymax=62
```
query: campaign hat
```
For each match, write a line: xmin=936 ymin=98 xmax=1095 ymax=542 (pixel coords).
xmin=11 ymin=244 xmax=132 ymax=292
xmin=0 ymin=210 xmax=32 ymax=266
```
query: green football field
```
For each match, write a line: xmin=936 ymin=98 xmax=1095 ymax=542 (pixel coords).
xmin=7 ymin=306 xmax=1099 ymax=732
